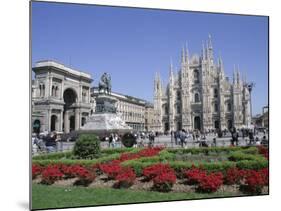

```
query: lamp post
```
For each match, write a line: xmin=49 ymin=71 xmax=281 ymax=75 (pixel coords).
xmin=245 ymin=82 xmax=254 ymax=124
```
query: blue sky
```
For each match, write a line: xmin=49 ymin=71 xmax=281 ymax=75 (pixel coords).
xmin=31 ymin=2 xmax=268 ymax=116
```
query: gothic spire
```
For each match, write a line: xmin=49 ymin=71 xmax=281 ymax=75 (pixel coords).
xmin=233 ymin=65 xmax=237 ymax=84
xmin=208 ymin=34 xmax=213 ymax=49
xmin=185 ymin=42 xmax=189 ymax=64
xmin=218 ymin=53 xmax=224 ymax=71
xmin=169 ymin=58 xmax=174 ymax=78
xmin=207 ymin=34 xmax=214 ymax=62
xmin=181 ymin=45 xmax=185 ymax=64
xmin=202 ymin=41 xmax=206 ymax=60
xmin=237 ymin=64 xmax=241 ymax=84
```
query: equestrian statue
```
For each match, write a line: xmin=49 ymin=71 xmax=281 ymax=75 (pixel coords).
xmin=98 ymin=72 xmax=111 ymax=95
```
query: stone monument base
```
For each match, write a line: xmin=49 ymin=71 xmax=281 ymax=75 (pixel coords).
xmin=79 ymin=94 xmax=132 ymax=139
xmin=79 ymin=113 xmax=132 ymax=136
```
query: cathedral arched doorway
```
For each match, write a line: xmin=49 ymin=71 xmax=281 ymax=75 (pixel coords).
xmin=81 ymin=117 xmax=86 ymax=126
xmin=214 ymin=120 xmax=220 ymax=129
xmin=194 ymin=116 xmax=201 ymax=130
xmin=33 ymin=119 xmax=40 ymax=134
xmin=51 ymin=115 xmax=58 ymax=131
xmin=227 ymin=120 xmax=233 ymax=130
xmin=164 ymin=122 xmax=169 ymax=132
xmin=63 ymin=88 xmax=77 ymax=133
xmin=69 ymin=116 xmax=75 ymax=131
xmin=177 ymin=122 xmax=182 ymax=131
xmin=63 ymin=88 xmax=77 ymax=109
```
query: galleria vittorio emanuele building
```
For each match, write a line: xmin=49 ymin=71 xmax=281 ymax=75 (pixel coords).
xmin=152 ymin=35 xmax=253 ymax=132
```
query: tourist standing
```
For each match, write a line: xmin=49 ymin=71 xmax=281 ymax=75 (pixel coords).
xmin=231 ymin=127 xmax=239 ymax=146
xmin=179 ymin=130 xmax=186 ymax=148
xmin=248 ymin=129 xmax=254 ymax=145
xmin=45 ymin=132 xmax=57 ymax=153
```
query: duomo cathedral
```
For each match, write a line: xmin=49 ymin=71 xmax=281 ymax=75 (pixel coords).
xmin=152 ymin=35 xmax=252 ymax=132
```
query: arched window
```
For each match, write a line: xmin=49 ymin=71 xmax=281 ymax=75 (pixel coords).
xmin=194 ymin=69 xmax=200 ymax=84
xmin=55 ymin=86 xmax=59 ymax=97
xmin=39 ymin=84 xmax=42 ymax=97
xmin=176 ymin=104 xmax=181 ymax=114
xmin=214 ymin=103 xmax=218 ymax=112
xmin=165 ymin=105 xmax=168 ymax=115
xmin=195 ymin=93 xmax=200 ymax=103
xmin=227 ymin=102 xmax=231 ymax=111
xmin=42 ymin=84 xmax=45 ymax=97
xmin=177 ymin=91 xmax=181 ymax=101
xmin=214 ymin=88 xmax=218 ymax=98
xmin=52 ymin=86 xmax=55 ymax=96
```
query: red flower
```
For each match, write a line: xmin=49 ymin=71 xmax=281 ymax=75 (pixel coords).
xmin=32 ymin=164 xmax=42 ymax=179
xmin=118 ymin=147 xmax=164 ymax=163
xmin=185 ymin=167 xmax=207 ymax=185
xmin=152 ymin=171 xmax=177 ymax=192
xmin=41 ymin=165 xmax=63 ymax=185
xmin=119 ymin=153 xmax=140 ymax=162
xmin=197 ymin=172 xmax=223 ymax=193
xmin=71 ymin=165 xmax=95 ymax=185
xmin=59 ymin=164 xmax=77 ymax=179
xmin=259 ymin=168 xmax=269 ymax=186
xmin=153 ymin=171 xmax=176 ymax=184
xmin=242 ymin=169 xmax=267 ymax=194
xmin=115 ymin=167 xmax=136 ymax=188
xmin=143 ymin=163 xmax=174 ymax=181
xmin=99 ymin=162 xmax=122 ymax=179
xmin=257 ymin=145 xmax=269 ymax=160
xmin=224 ymin=167 xmax=244 ymax=185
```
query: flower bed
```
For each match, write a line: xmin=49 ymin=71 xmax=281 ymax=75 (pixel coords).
xmin=32 ymin=146 xmax=268 ymax=195
xmin=153 ymin=170 xmax=177 ymax=192
xmin=41 ymin=165 xmax=64 ymax=185
xmin=115 ymin=167 xmax=136 ymax=188
xmin=197 ymin=172 xmax=224 ymax=193
xmin=185 ymin=167 xmax=207 ymax=185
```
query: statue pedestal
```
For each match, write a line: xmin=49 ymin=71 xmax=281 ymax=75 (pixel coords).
xmin=95 ymin=94 xmax=117 ymax=113
xmin=80 ymin=94 xmax=132 ymax=136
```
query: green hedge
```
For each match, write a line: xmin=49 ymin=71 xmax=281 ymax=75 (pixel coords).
xmin=32 ymin=153 xmax=121 ymax=167
xmin=121 ymin=160 xmax=238 ymax=176
xmin=228 ymin=151 xmax=266 ymax=162
xmin=121 ymin=160 xmax=159 ymax=176
xmin=166 ymin=146 xmax=254 ymax=155
xmin=32 ymin=148 xmax=140 ymax=161
xmin=236 ymin=160 xmax=268 ymax=170
xmin=32 ymin=151 xmax=73 ymax=160
xmin=158 ymin=150 xmax=176 ymax=161
xmin=101 ymin=148 xmax=141 ymax=155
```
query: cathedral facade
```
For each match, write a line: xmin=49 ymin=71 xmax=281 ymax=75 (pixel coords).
xmin=152 ymin=36 xmax=252 ymax=132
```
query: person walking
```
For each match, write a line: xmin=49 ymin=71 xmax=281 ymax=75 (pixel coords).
xmin=45 ymin=132 xmax=57 ymax=153
xmin=249 ymin=129 xmax=254 ymax=145
xmin=231 ymin=127 xmax=239 ymax=146
xmin=179 ymin=130 xmax=186 ymax=148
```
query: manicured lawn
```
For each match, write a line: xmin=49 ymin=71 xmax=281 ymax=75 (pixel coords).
xmin=32 ymin=184 xmax=239 ymax=210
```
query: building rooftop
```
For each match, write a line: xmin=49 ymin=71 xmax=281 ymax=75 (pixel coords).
xmin=91 ymin=87 xmax=152 ymax=106
xmin=34 ymin=60 xmax=92 ymax=79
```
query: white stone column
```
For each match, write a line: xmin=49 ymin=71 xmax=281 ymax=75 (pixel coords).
xmin=60 ymin=110 xmax=63 ymax=132
xmin=79 ymin=85 xmax=82 ymax=103
xmin=48 ymin=109 xmax=52 ymax=132
xmin=64 ymin=111 xmax=69 ymax=133
xmin=75 ymin=108 xmax=80 ymax=130
xmin=61 ymin=81 xmax=64 ymax=100
xmin=88 ymin=87 xmax=91 ymax=103
xmin=49 ymin=75 xmax=53 ymax=97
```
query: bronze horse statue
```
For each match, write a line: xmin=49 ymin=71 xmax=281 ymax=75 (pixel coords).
xmin=98 ymin=72 xmax=111 ymax=95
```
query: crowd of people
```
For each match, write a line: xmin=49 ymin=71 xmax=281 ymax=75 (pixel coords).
xmin=32 ymin=131 xmax=62 ymax=154
xmin=32 ymin=126 xmax=268 ymax=155
xmin=168 ymin=127 xmax=268 ymax=148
